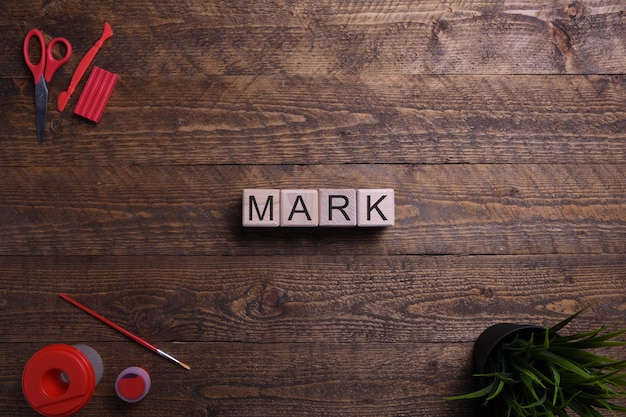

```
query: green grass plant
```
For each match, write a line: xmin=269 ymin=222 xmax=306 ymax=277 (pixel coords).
xmin=448 ymin=308 xmax=626 ymax=416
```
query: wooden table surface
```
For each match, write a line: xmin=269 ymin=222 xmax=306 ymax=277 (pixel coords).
xmin=1 ymin=1 xmax=625 ymax=416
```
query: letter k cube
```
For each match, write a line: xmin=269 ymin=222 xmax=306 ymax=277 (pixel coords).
xmin=357 ymin=189 xmax=395 ymax=227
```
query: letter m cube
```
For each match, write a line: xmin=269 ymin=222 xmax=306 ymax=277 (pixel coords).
xmin=243 ymin=189 xmax=280 ymax=227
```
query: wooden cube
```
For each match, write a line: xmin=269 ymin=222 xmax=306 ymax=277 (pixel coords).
xmin=242 ymin=189 xmax=280 ymax=227
xmin=357 ymin=189 xmax=395 ymax=227
xmin=280 ymin=189 xmax=319 ymax=227
xmin=319 ymin=189 xmax=357 ymax=226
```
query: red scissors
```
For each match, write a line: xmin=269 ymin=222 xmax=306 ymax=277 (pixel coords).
xmin=23 ymin=28 xmax=72 ymax=143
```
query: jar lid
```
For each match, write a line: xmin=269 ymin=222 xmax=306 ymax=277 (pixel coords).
xmin=22 ymin=344 xmax=97 ymax=417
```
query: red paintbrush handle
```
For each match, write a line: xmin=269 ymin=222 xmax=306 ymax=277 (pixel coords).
xmin=59 ymin=293 xmax=159 ymax=352
xmin=60 ymin=293 xmax=190 ymax=370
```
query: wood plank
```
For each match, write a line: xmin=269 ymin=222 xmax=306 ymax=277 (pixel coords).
xmin=2 ymin=74 xmax=624 ymax=165
xmin=0 ymin=341 xmax=475 ymax=417
xmin=2 ymin=1 xmax=626 ymax=416
xmin=2 ymin=255 xmax=625 ymax=344
xmin=1 ymin=164 xmax=624 ymax=256
xmin=2 ymin=1 xmax=625 ymax=77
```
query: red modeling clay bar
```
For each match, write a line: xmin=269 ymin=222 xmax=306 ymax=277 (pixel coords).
xmin=74 ymin=66 xmax=118 ymax=123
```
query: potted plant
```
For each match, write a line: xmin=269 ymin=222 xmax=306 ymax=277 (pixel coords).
xmin=447 ymin=307 xmax=626 ymax=416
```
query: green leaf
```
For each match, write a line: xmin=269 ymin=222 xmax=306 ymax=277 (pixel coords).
xmin=535 ymin=350 xmax=594 ymax=379
xmin=445 ymin=379 xmax=497 ymax=400
xmin=548 ymin=305 xmax=592 ymax=335
xmin=549 ymin=363 xmax=560 ymax=405
xmin=486 ymin=379 xmax=505 ymax=401
xmin=520 ymin=391 xmax=547 ymax=409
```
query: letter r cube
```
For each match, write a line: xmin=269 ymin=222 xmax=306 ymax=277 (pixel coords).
xmin=319 ymin=189 xmax=357 ymax=226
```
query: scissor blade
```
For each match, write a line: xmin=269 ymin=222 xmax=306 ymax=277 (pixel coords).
xmin=34 ymin=76 xmax=48 ymax=143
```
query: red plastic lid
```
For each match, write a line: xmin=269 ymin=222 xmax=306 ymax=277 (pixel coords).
xmin=22 ymin=344 xmax=97 ymax=417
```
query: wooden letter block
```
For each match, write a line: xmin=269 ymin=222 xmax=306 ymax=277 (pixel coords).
xmin=243 ymin=189 xmax=280 ymax=227
xmin=319 ymin=189 xmax=357 ymax=227
xmin=281 ymin=189 xmax=319 ymax=227
xmin=357 ymin=189 xmax=395 ymax=227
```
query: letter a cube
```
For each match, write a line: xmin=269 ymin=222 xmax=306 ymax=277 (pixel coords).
xmin=281 ymin=189 xmax=319 ymax=227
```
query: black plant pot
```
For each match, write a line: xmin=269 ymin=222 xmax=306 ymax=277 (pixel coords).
xmin=473 ymin=323 xmax=545 ymax=373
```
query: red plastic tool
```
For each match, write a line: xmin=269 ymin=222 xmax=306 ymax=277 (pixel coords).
xmin=58 ymin=22 xmax=113 ymax=112
xmin=73 ymin=66 xmax=118 ymax=123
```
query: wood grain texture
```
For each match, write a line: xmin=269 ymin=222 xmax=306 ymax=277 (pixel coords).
xmin=1 ymin=1 xmax=625 ymax=76
xmin=0 ymin=164 xmax=624 ymax=256
xmin=2 ymin=253 xmax=625 ymax=415
xmin=1 ymin=75 xmax=625 ymax=165
xmin=0 ymin=341 xmax=475 ymax=417
xmin=2 ymin=255 xmax=625 ymax=344
xmin=1 ymin=0 xmax=626 ymax=416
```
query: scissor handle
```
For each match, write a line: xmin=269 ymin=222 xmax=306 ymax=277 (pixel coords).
xmin=44 ymin=37 xmax=72 ymax=83
xmin=23 ymin=28 xmax=46 ymax=83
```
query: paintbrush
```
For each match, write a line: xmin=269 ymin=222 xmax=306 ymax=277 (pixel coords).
xmin=59 ymin=293 xmax=190 ymax=370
